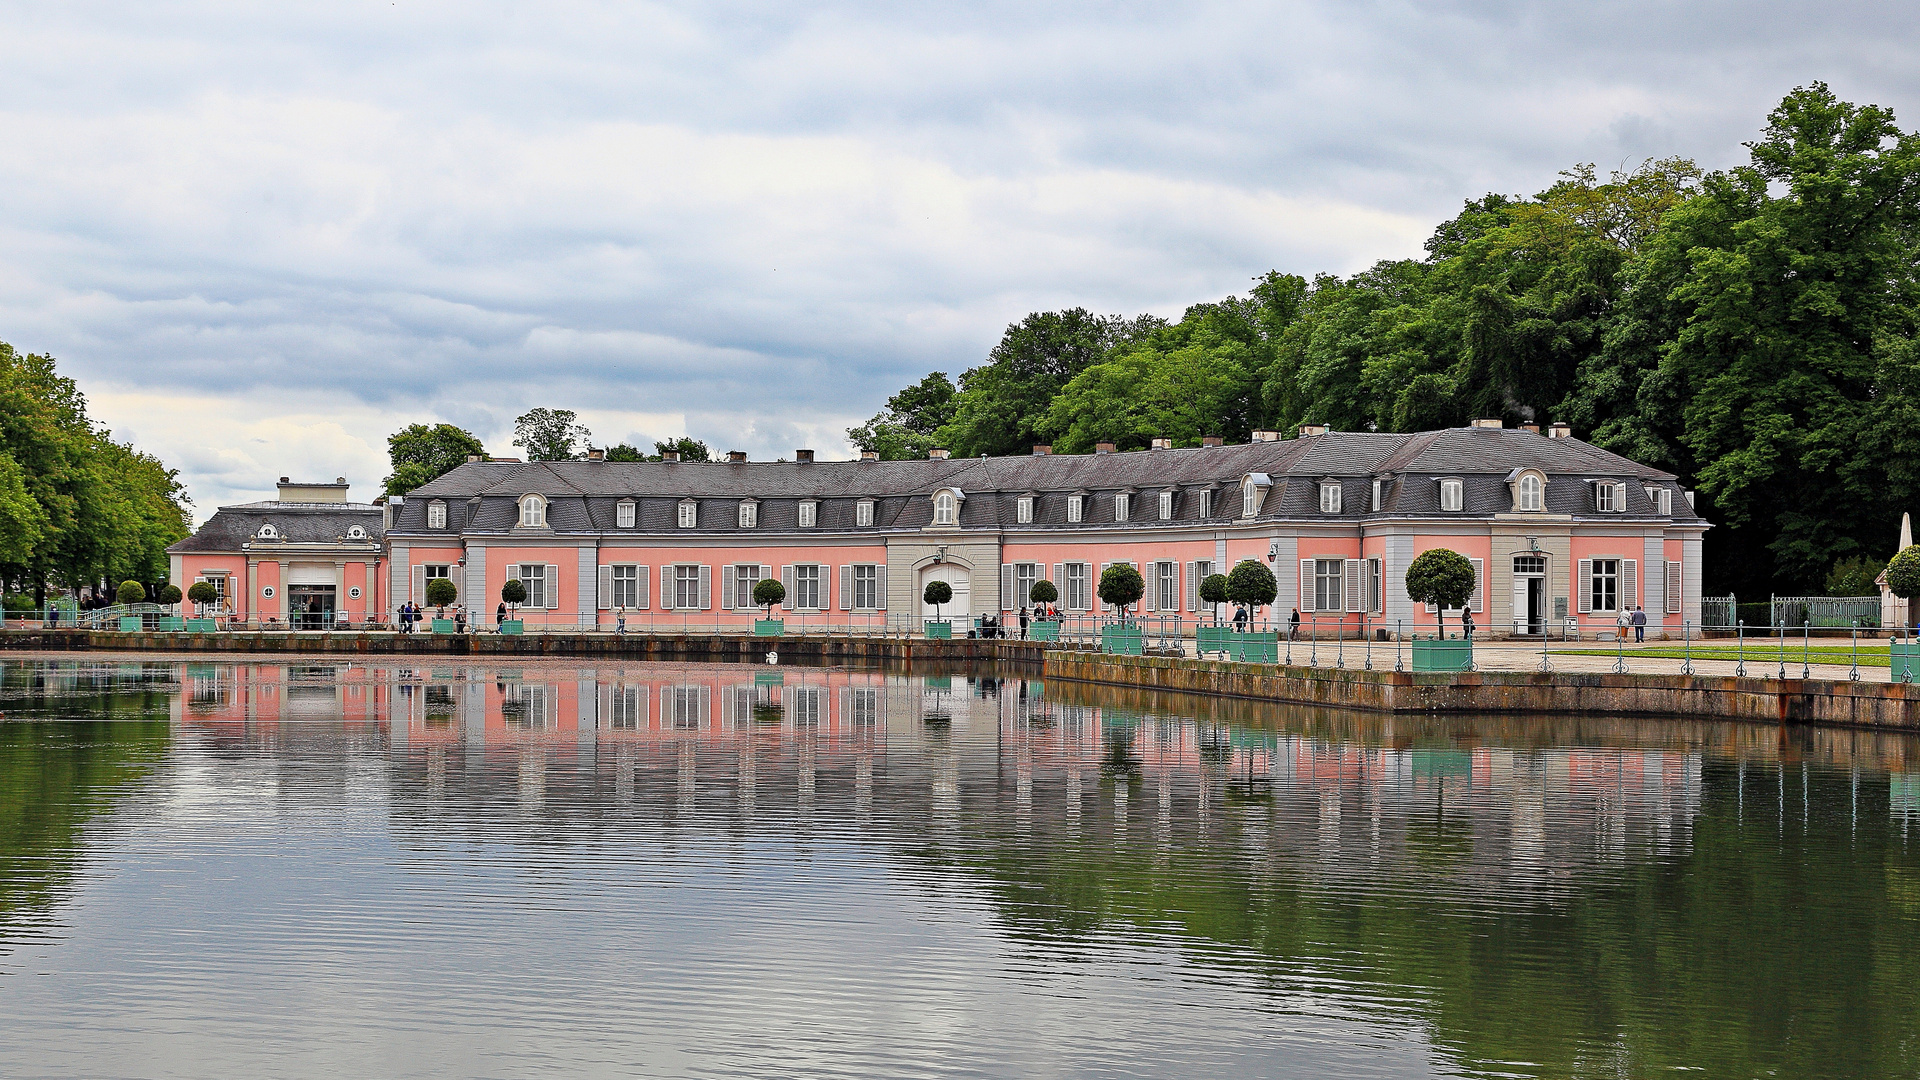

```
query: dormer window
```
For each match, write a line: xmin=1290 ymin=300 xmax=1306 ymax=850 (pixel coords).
xmin=1199 ymin=489 xmax=1212 ymax=518
xmin=933 ymin=490 xmax=957 ymax=526
xmin=1371 ymin=478 xmax=1383 ymax=512
xmin=856 ymin=499 xmax=874 ymax=527
xmin=1115 ymin=493 xmax=1130 ymax=522
xmin=797 ymin=501 xmax=816 ymax=528
xmin=519 ymin=495 xmax=547 ymax=528
xmin=1594 ymin=481 xmax=1627 ymax=513
xmin=1016 ymin=496 xmax=1033 ymax=524
xmin=427 ymin=501 xmax=447 ymax=529
xmin=678 ymin=500 xmax=697 ymax=528
xmin=1512 ymin=471 xmax=1545 ymax=512
xmin=615 ymin=499 xmax=635 ymax=528
xmin=1240 ymin=473 xmax=1271 ymax=518
xmin=1439 ymin=479 xmax=1464 ymax=512
xmin=1647 ymin=486 xmax=1673 ymax=515
xmin=1158 ymin=491 xmax=1173 ymax=520
xmin=1067 ymin=495 xmax=1084 ymax=523
xmin=1319 ymin=481 xmax=1342 ymax=514
xmin=255 ymin=523 xmax=278 ymax=540
xmin=346 ymin=525 xmax=367 ymax=540
xmin=738 ymin=501 xmax=758 ymax=528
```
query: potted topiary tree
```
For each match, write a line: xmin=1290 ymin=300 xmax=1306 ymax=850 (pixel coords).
xmin=1197 ymin=573 xmax=1232 ymax=655
xmin=1887 ymin=544 xmax=1920 ymax=678
xmin=1405 ymin=548 xmax=1476 ymax=671
xmin=753 ymin=577 xmax=786 ymax=636
xmin=495 ymin=578 xmax=524 ymax=634
xmin=428 ymin=577 xmax=461 ymax=633
xmin=923 ymin=580 xmax=953 ymax=638
xmin=1028 ymin=579 xmax=1060 ymax=641
xmin=156 ymin=583 xmax=184 ymax=631
xmin=186 ymin=581 xmax=220 ymax=632
xmin=116 ymin=579 xmax=145 ymax=632
xmin=1097 ymin=563 xmax=1146 ymax=655
xmin=1224 ymin=560 xmax=1278 ymax=661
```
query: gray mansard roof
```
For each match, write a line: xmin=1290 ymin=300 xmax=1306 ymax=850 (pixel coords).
xmin=169 ymin=502 xmax=386 ymax=554
xmin=387 ymin=427 xmax=1704 ymax=537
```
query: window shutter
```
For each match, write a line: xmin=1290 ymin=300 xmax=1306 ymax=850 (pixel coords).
xmin=1578 ymin=559 xmax=1593 ymax=613
xmin=1614 ymin=483 xmax=1628 ymax=512
xmin=1143 ymin=565 xmax=1156 ymax=612
xmin=544 ymin=565 xmax=559 ymax=609
xmin=841 ymin=565 xmax=853 ymax=611
xmin=876 ymin=565 xmax=887 ymax=610
xmin=1666 ymin=561 xmax=1682 ymax=615
xmin=1052 ymin=564 xmax=1064 ymax=600
xmin=1344 ymin=559 xmax=1362 ymax=613
xmin=598 ymin=565 xmax=612 ymax=610
xmin=1622 ymin=559 xmax=1637 ymax=609
xmin=698 ymin=565 xmax=711 ymax=610
xmin=1470 ymin=558 xmax=1484 ymax=612
xmin=637 ymin=566 xmax=649 ymax=610
xmin=1099 ymin=562 xmax=1112 ymax=612
xmin=722 ymin=568 xmax=736 ymax=610
xmin=1370 ymin=558 xmax=1383 ymax=612
xmin=1185 ymin=562 xmax=1198 ymax=611
xmin=1300 ymin=559 xmax=1314 ymax=611
xmin=412 ymin=565 xmax=425 ymax=605
xmin=782 ymin=565 xmax=796 ymax=611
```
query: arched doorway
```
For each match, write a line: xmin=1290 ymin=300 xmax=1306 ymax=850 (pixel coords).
xmin=1512 ymin=553 xmax=1547 ymax=635
xmin=919 ymin=564 xmax=971 ymax=622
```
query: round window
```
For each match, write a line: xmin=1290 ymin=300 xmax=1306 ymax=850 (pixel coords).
xmin=348 ymin=586 xmax=362 ymax=599
xmin=347 ymin=525 xmax=366 ymax=540
xmin=262 ymin=586 xmax=276 ymax=598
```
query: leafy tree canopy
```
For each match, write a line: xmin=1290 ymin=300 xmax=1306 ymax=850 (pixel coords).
xmin=1225 ymin=560 xmax=1277 ymax=611
xmin=1098 ymin=563 xmax=1145 ymax=613
xmin=1887 ymin=546 xmax=1920 ymax=601
xmin=849 ymin=372 xmax=956 ymax=460
xmin=385 ymin=423 xmax=485 ymax=496
xmin=1029 ymin=579 xmax=1057 ymax=605
xmin=752 ymin=577 xmax=785 ymax=614
xmin=512 ymin=408 xmax=592 ymax=462
xmin=1406 ymin=549 xmax=1476 ymax=612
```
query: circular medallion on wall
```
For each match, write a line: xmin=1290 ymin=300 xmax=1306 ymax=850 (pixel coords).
xmin=262 ymin=586 xmax=276 ymax=598
xmin=349 ymin=586 xmax=362 ymax=599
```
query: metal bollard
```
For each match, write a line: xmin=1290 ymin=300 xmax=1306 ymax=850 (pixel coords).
xmin=1736 ymin=620 xmax=1747 ymax=678
xmin=1850 ymin=620 xmax=1860 ymax=682
xmin=1802 ymin=620 xmax=1811 ymax=680
xmin=1395 ymin=620 xmax=1403 ymax=672
xmin=1682 ymin=621 xmax=1693 ymax=676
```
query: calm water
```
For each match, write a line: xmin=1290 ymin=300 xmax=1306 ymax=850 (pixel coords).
xmin=3 ymin=657 xmax=1920 ymax=1079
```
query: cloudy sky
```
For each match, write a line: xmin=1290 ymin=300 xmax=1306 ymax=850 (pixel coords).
xmin=1 ymin=2 xmax=1914 ymax=516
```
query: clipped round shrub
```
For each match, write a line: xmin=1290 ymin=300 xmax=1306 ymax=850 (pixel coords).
xmin=426 ymin=577 xmax=459 ymax=609
xmin=1098 ymin=563 xmax=1145 ymax=615
xmin=117 ymin=580 xmax=145 ymax=605
xmin=1225 ymin=560 xmax=1276 ymax=612
xmin=1029 ymin=579 xmax=1058 ymax=606
xmin=1199 ymin=573 xmax=1229 ymax=607
xmin=1887 ymin=545 xmax=1920 ymax=600
xmin=923 ymin=579 xmax=953 ymax=618
xmin=158 ymin=584 xmax=183 ymax=605
xmin=753 ymin=577 xmax=786 ymax=615
xmin=187 ymin=581 xmax=219 ymax=608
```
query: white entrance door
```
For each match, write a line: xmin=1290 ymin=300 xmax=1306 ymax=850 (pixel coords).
xmin=920 ymin=565 xmax=970 ymax=621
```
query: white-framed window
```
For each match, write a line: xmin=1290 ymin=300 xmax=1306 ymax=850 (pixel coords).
xmin=427 ymin=501 xmax=446 ymax=529
xmin=1653 ymin=487 xmax=1672 ymax=515
xmin=347 ymin=524 xmax=367 ymax=540
xmin=609 ymin=685 xmax=644 ymax=730
xmin=794 ymin=564 xmax=822 ymax=609
xmin=515 ymin=563 xmax=549 ymax=608
xmin=1014 ymin=563 xmax=1038 ymax=608
xmin=1156 ymin=561 xmax=1178 ymax=610
xmin=423 ymin=563 xmax=452 ymax=586
xmin=1590 ymin=559 xmax=1619 ymax=613
xmin=1319 ymin=482 xmax=1342 ymax=514
xmin=1114 ymin=493 xmax=1129 ymax=522
xmin=852 ymin=564 xmax=879 ymax=610
xmin=1064 ymin=563 xmax=1091 ymax=610
xmin=1369 ymin=558 xmax=1383 ymax=612
xmin=856 ymin=499 xmax=874 ymax=527
xmin=1158 ymin=491 xmax=1173 ymax=520
xmin=504 ymin=683 xmax=551 ymax=729
xmin=677 ymin=500 xmax=697 ymax=528
xmin=1243 ymin=479 xmax=1258 ymax=517
xmin=668 ymin=684 xmax=705 ymax=730
xmin=1199 ymin=489 xmax=1212 ymax=518
xmin=849 ymin=687 xmax=878 ymax=727
xmin=1314 ymin=558 xmax=1343 ymax=611
xmin=934 ymin=491 xmax=956 ymax=525
xmin=1439 ymin=479 xmax=1463 ymax=512
xmin=738 ymin=501 xmax=757 ymax=528
xmin=1016 ymin=496 xmax=1033 ymax=523
xmin=611 ymin=565 xmax=639 ymax=607
xmin=1067 ymin=495 xmax=1083 ymax=523
xmin=617 ymin=500 xmax=635 ymax=528
xmin=1371 ymin=478 xmax=1383 ymax=512
xmin=732 ymin=564 xmax=765 ymax=610
xmin=798 ymin=501 xmax=816 ymax=528
xmin=674 ymin=565 xmax=702 ymax=609
xmin=256 ymin=523 xmax=278 ymax=540
xmin=1595 ymin=481 xmax=1626 ymax=512
xmin=519 ymin=495 xmax=546 ymax=528
xmin=194 ymin=575 xmax=230 ymax=608
xmin=791 ymin=686 xmax=823 ymax=730
xmin=1517 ymin=473 xmax=1543 ymax=511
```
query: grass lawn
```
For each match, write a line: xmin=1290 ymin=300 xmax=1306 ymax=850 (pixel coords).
xmin=1553 ymin=644 xmax=1902 ymax=666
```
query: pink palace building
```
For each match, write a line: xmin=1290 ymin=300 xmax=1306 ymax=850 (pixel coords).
xmin=170 ymin=420 xmax=1710 ymax=637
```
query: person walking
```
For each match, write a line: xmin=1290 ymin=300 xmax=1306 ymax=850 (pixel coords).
xmin=1631 ymin=605 xmax=1647 ymax=643
xmin=1288 ymin=607 xmax=1301 ymax=640
xmin=1018 ymin=606 xmax=1030 ymax=638
xmin=1616 ymin=607 xmax=1630 ymax=641
xmin=1233 ymin=605 xmax=1249 ymax=632
xmin=497 ymin=601 xmax=508 ymax=629
xmin=1462 ymin=607 xmax=1475 ymax=640
xmin=454 ymin=605 xmax=468 ymax=634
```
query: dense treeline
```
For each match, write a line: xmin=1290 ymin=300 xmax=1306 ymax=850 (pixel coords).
xmin=0 ymin=342 xmax=191 ymax=607
xmin=851 ymin=85 xmax=1920 ymax=598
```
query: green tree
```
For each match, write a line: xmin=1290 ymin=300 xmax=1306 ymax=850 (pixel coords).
xmin=115 ymin=580 xmax=144 ymax=605
xmin=652 ymin=437 xmax=712 ymax=462
xmin=923 ymin=580 xmax=952 ymax=621
xmin=752 ymin=577 xmax=785 ymax=617
xmin=605 ymin=443 xmax=646 ymax=462
xmin=1826 ymin=555 xmax=1885 ymax=597
xmin=848 ymin=372 xmax=957 ymax=460
xmin=1098 ymin=563 xmax=1145 ymax=618
xmin=157 ymin=584 xmax=181 ymax=606
xmin=0 ymin=451 xmax=46 ymax=568
xmin=1406 ymin=548 xmax=1476 ymax=637
xmin=938 ymin=310 xmax=1132 ymax=457
xmin=384 ymin=423 xmax=486 ymax=495
xmin=1029 ymin=579 xmax=1057 ymax=607
xmin=1887 ymin=546 xmax=1920 ymax=616
xmin=187 ymin=580 xmax=218 ymax=614
xmin=1225 ymin=560 xmax=1277 ymax=621
xmin=428 ymin=577 xmax=460 ymax=611
xmin=512 ymin=408 xmax=592 ymax=462
xmin=1199 ymin=573 xmax=1229 ymax=621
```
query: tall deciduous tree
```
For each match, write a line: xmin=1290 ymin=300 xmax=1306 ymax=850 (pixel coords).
xmin=848 ymin=372 xmax=956 ymax=460
xmin=385 ymin=423 xmax=486 ymax=495
xmin=512 ymin=408 xmax=592 ymax=462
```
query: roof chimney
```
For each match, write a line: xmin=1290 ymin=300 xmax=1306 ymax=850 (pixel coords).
xmin=1094 ymin=442 xmax=1115 ymax=455
xmin=466 ymin=454 xmax=480 ymax=463
xmin=1472 ymin=418 xmax=1504 ymax=429
xmin=1292 ymin=425 xmax=1324 ymax=438
xmin=1547 ymin=422 xmax=1572 ymax=439
xmin=928 ymin=447 xmax=951 ymax=460
xmin=661 ymin=449 xmax=679 ymax=462
xmin=1150 ymin=437 xmax=1173 ymax=450
xmin=1520 ymin=424 xmax=1540 ymax=434
xmin=586 ymin=448 xmax=605 ymax=461
xmin=1031 ymin=444 xmax=1052 ymax=456
xmin=727 ymin=450 xmax=747 ymax=463
xmin=1201 ymin=436 xmax=1223 ymax=447
xmin=860 ymin=450 xmax=878 ymax=461
xmin=795 ymin=449 xmax=814 ymax=463
xmin=1254 ymin=429 xmax=1283 ymax=442
xmin=279 ymin=476 xmax=290 ymax=484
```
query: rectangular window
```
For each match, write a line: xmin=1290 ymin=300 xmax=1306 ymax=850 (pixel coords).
xmin=1199 ymin=490 xmax=1211 ymax=518
xmin=1016 ymin=496 xmax=1032 ymax=523
xmin=1115 ymin=493 xmax=1129 ymax=522
xmin=1596 ymin=483 xmax=1617 ymax=512
xmin=505 ymin=684 xmax=550 ymax=729
xmin=733 ymin=564 xmax=763 ymax=610
xmin=1371 ymin=478 xmax=1383 ymax=512
xmin=424 ymin=563 xmax=451 ymax=583
xmin=1065 ymin=563 xmax=1091 ymax=610
xmin=617 ymin=501 xmax=635 ymax=528
xmin=194 ymin=575 xmax=230 ymax=607
xmin=1159 ymin=491 xmax=1173 ymax=520
xmin=678 ymin=502 xmax=697 ymax=528
xmin=1014 ymin=563 xmax=1038 ymax=608
xmin=1320 ymin=484 xmax=1342 ymax=513
xmin=516 ymin=564 xmax=547 ymax=608
xmin=852 ymin=564 xmax=879 ymax=610
xmin=611 ymin=565 xmax=639 ymax=608
xmin=1440 ymin=479 xmax=1463 ymax=512
xmin=610 ymin=685 xmax=643 ymax=730
xmin=849 ymin=687 xmax=878 ymax=728
xmin=1651 ymin=487 xmax=1672 ymax=515
xmin=1369 ymin=558 xmax=1383 ymax=612
xmin=856 ymin=500 xmax=874 ymax=527
xmin=1067 ymin=496 xmax=1083 ymax=523
xmin=427 ymin=503 xmax=446 ymax=529
xmin=675 ymin=565 xmax=702 ymax=609
xmin=669 ymin=685 xmax=704 ymax=729
xmin=1591 ymin=559 xmax=1620 ymax=613
xmin=1157 ymin=562 xmax=1178 ymax=611
xmin=795 ymin=564 xmax=822 ymax=609
xmin=1314 ymin=559 xmax=1343 ymax=611
xmin=798 ymin=501 xmax=816 ymax=528
xmin=791 ymin=687 xmax=822 ymax=730
xmin=739 ymin=502 xmax=757 ymax=527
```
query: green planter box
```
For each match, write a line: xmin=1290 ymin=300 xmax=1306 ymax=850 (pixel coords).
xmin=1027 ymin=620 xmax=1060 ymax=642
xmin=184 ymin=618 xmax=218 ymax=632
xmin=1101 ymin=622 xmax=1144 ymax=656
xmin=431 ymin=618 xmax=456 ymax=634
xmin=1412 ymin=637 xmax=1473 ymax=672
xmin=499 ymin=620 xmax=524 ymax=635
xmin=1196 ymin=625 xmax=1232 ymax=656
xmin=924 ymin=620 xmax=952 ymax=639
xmin=156 ymin=616 xmax=184 ymax=632
xmin=1229 ymin=632 xmax=1278 ymax=663
xmin=1894 ymin=641 xmax=1920 ymax=681
xmin=754 ymin=618 xmax=785 ymax=637
xmin=118 ymin=615 xmax=142 ymax=632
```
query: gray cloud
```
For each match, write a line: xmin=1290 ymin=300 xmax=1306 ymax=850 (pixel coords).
xmin=0 ymin=1 xmax=1915 ymax=513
